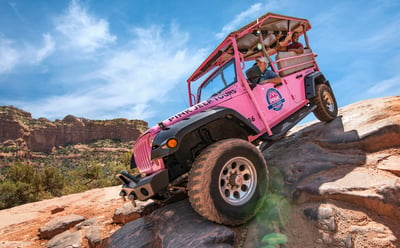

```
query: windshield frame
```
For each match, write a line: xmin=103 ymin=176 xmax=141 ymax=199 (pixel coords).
xmin=196 ymin=58 xmax=237 ymax=103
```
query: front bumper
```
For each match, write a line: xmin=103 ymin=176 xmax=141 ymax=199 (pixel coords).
xmin=117 ymin=169 xmax=169 ymax=201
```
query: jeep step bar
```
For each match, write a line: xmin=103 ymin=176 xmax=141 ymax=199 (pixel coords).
xmin=260 ymin=104 xmax=316 ymax=142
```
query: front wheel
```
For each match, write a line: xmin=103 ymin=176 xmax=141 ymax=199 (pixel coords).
xmin=312 ymin=84 xmax=338 ymax=122
xmin=188 ymin=138 xmax=268 ymax=226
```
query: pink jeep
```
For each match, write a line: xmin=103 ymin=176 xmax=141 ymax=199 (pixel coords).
xmin=118 ymin=12 xmax=338 ymax=225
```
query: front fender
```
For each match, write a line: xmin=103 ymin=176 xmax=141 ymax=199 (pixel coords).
xmin=305 ymin=71 xmax=330 ymax=99
xmin=150 ymin=107 xmax=259 ymax=159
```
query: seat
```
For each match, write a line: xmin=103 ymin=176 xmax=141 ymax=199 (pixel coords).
xmin=245 ymin=64 xmax=261 ymax=88
xmin=275 ymin=49 xmax=314 ymax=76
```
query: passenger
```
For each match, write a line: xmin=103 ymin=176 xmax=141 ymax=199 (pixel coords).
xmin=276 ymin=32 xmax=304 ymax=54
xmin=255 ymin=57 xmax=282 ymax=84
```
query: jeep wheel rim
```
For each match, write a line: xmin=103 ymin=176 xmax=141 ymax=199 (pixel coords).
xmin=219 ymin=157 xmax=257 ymax=205
xmin=322 ymin=91 xmax=335 ymax=112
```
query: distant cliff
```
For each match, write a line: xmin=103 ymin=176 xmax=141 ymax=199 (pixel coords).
xmin=0 ymin=106 xmax=148 ymax=153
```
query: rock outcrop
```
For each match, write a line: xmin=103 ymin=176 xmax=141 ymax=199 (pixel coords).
xmin=0 ymin=106 xmax=148 ymax=153
xmin=39 ymin=214 xmax=85 ymax=239
xmin=108 ymin=96 xmax=400 ymax=248
xmin=107 ymin=200 xmax=236 ymax=248
xmin=112 ymin=200 xmax=159 ymax=225
xmin=245 ymin=96 xmax=400 ymax=248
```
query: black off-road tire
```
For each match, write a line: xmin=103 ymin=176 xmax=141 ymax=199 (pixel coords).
xmin=312 ymin=84 xmax=338 ymax=122
xmin=188 ymin=138 xmax=268 ymax=226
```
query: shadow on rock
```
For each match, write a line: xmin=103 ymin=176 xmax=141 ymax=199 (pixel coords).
xmin=264 ymin=116 xmax=366 ymax=197
xmin=106 ymin=199 xmax=235 ymax=248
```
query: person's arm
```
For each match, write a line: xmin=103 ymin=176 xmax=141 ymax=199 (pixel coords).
xmin=259 ymin=70 xmax=282 ymax=84
xmin=275 ymin=38 xmax=287 ymax=52
xmin=288 ymin=46 xmax=304 ymax=54
xmin=288 ymin=42 xmax=304 ymax=54
xmin=275 ymin=34 xmax=287 ymax=52
xmin=267 ymin=76 xmax=282 ymax=83
xmin=260 ymin=76 xmax=281 ymax=84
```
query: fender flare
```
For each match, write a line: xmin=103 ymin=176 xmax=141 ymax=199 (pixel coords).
xmin=305 ymin=71 xmax=330 ymax=99
xmin=151 ymin=107 xmax=260 ymax=159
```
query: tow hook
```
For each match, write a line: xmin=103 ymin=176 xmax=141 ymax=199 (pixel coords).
xmin=128 ymin=193 xmax=137 ymax=207
xmin=119 ymin=190 xmax=127 ymax=201
xmin=119 ymin=189 xmax=137 ymax=207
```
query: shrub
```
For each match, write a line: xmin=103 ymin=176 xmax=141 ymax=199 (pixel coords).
xmin=41 ymin=167 xmax=64 ymax=196
xmin=0 ymin=148 xmax=133 ymax=209
xmin=0 ymin=181 xmax=39 ymax=209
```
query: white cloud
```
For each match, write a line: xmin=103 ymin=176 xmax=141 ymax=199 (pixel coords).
xmin=55 ymin=0 xmax=116 ymax=53
xmin=0 ymin=37 xmax=20 ymax=74
xmin=0 ymin=33 xmax=55 ymax=74
xmin=215 ymin=1 xmax=282 ymax=39
xmin=367 ymin=75 xmax=400 ymax=96
xmin=355 ymin=20 xmax=400 ymax=51
xmin=216 ymin=3 xmax=263 ymax=39
xmin=23 ymin=23 xmax=207 ymax=121
xmin=31 ymin=33 xmax=56 ymax=64
xmin=8 ymin=2 xmax=26 ymax=25
xmin=80 ymin=24 xmax=206 ymax=119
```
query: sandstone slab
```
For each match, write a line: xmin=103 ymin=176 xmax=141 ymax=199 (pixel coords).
xmin=107 ymin=199 xmax=235 ymax=248
xmin=39 ymin=214 xmax=85 ymax=239
xmin=112 ymin=199 xmax=158 ymax=224
xmin=45 ymin=230 xmax=81 ymax=248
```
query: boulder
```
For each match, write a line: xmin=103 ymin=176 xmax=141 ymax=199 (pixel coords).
xmin=107 ymin=199 xmax=235 ymax=248
xmin=261 ymin=96 xmax=400 ymax=247
xmin=112 ymin=199 xmax=158 ymax=224
xmin=76 ymin=218 xmax=108 ymax=248
xmin=39 ymin=214 xmax=85 ymax=239
xmin=45 ymin=230 xmax=82 ymax=248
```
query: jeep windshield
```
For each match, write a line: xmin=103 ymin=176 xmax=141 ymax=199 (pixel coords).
xmin=197 ymin=59 xmax=237 ymax=102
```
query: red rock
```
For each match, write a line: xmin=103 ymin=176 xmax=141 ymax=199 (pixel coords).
xmin=39 ymin=214 xmax=85 ymax=239
xmin=0 ymin=106 xmax=147 ymax=153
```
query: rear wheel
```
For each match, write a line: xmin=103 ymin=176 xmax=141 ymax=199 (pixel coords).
xmin=312 ymin=84 xmax=338 ymax=122
xmin=188 ymin=138 xmax=268 ymax=226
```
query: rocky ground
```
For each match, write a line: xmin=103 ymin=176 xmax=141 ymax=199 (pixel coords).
xmin=0 ymin=186 xmax=124 ymax=248
xmin=0 ymin=96 xmax=399 ymax=248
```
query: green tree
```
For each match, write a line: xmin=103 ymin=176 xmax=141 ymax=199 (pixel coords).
xmin=41 ymin=166 xmax=64 ymax=196
xmin=6 ymin=162 xmax=36 ymax=183
xmin=0 ymin=181 xmax=39 ymax=209
xmin=120 ymin=152 xmax=132 ymax=167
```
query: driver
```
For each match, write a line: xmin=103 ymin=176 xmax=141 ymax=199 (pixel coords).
xmin=255 ymin=57 xmax=282 ymax=84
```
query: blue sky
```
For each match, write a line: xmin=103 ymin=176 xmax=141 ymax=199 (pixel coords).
xmin=1 ymin=0 xmax=399 ymax=127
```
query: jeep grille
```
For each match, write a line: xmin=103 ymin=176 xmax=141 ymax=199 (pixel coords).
xmin=133 ymin=133 xmax=164 ymax=174
xmin=133 ymin=133 xmax=153 ymax=173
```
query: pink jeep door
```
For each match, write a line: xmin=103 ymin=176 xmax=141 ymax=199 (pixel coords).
xmin=251 ymin=81 xmax=293 ymax=128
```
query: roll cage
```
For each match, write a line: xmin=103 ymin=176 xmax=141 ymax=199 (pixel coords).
xmin=188 ymin=12 xmax=312 ymax=106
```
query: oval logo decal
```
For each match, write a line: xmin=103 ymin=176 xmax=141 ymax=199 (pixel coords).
xmin=266 ymin=88 xmax=285 ymax=111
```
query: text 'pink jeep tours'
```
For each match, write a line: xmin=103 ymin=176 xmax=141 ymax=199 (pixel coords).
xmin=118 ymin=12 xmax=338 ymax=226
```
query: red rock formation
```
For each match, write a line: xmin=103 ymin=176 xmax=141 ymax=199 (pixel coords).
xmin=0 ymin=106 xmax=148 ymax=153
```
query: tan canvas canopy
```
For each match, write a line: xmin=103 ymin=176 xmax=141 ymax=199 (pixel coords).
xmin=188 ymin=12 xmax=311 ymax=82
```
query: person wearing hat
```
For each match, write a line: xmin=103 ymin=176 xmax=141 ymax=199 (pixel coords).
xmin=255 ymin=57 xmax=282 ymax=84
